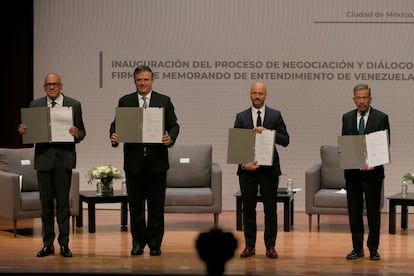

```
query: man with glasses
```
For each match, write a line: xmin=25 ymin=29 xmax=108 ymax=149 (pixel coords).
xmin=18 ymin=73 xmax=86 ymax=258
xmin=342 ymin=83 xmax=390 ymax=261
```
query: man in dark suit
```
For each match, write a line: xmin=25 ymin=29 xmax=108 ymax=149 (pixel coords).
xmin=18 ymin=73 xmax=86 ymax=258
xmin=234 ymin=82 xmax=289 ymax=259
xmin=110 ymin=66 xmax=179 ymax=256
xmin=342 ymin=83 xmax=390 ymax=261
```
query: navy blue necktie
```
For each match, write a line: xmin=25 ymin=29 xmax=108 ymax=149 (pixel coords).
xmin=358 ymin=112 xmax=365 ymax=135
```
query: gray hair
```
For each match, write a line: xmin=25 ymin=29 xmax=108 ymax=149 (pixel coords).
xmin=353 ymin=83 xmax=371 ymax=96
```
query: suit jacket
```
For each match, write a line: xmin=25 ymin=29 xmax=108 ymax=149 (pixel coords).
xmin=234 ymin=106 xmax=289 ymax=176
xmin=341 ymin=107 xmax=390 ymax=180
xmin=30 ymin=95 xmax=86 ymax=171
xmin=110 ymin=91 xmax=179 ymax=174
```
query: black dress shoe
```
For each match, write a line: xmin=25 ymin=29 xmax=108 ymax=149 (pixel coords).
xmin=60 ymin=245 xmax=73 ymax=257
xmin=149 ymin=248 xmax=161 ymax=256
xmin=265 ymin=247 xmax=278 ymax=259
xmin=240 ymin=247 xmax=255 ymax=258
xmin=36 ymin=245 xmax=55 ymax=257
xmin=370 ymin=250 xmax=381 ymax=260
xmin=346 ymin=249 xmax=364 ymax=259
xmin=131 ymin=244 xmax=144 ymax=256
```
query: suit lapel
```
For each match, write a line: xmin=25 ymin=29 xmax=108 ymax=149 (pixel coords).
xmin=246 ymin=108 xmax=254 ymax=128
xmin=351 ymin=109 xmax=359 ymax=134
xmin=148 ymin=91 xmax=161 ymax=107
xmin=365 ymin=108 xmax=377 ymax=133
xmin=263 ymin=106 xmax=271 ymax=127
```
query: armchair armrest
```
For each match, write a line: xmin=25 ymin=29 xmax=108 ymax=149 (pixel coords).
xmin=0 ymin=171 xmax=21 ymax=219
xmin=305 ymin=164 xmax=321 ymax=214
xmin=211 ymin=162 xmax=222 ymax=213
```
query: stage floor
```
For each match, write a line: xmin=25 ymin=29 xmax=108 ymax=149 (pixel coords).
xmin=1 ymin=210 xmax=414 ymax=275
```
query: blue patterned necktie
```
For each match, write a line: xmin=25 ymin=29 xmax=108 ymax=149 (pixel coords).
xmin=358 ymin=112 xmax=365 ymax=135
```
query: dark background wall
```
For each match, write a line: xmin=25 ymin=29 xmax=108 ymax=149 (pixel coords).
xmin=1 ymin=0 xmax=33 ymax=148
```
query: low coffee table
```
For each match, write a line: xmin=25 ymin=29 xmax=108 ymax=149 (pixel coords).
xmin=387 ymin=192 xmax=414 ymax=234
xmin=234 ymin=188 xmax=295 ymax=232
xmin=76 ymin=190 xmax=128 ymax=233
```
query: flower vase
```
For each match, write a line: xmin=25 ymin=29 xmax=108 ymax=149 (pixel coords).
xmin=98 ymin=177 xmax=113 ymax=196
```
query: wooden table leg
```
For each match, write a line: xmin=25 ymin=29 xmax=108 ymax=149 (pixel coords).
xmin=121 ymin=201 xmax=128 ymax=231
xmin=236 ymin=196 xmax=242 ymax=231
xmin=401 ymin=204 xmax=408 ymax=229
xmin=88 ymin=202 xmax=96 ymax=233
xmin=283 ymin=198 xmax=290 ymax=232
xmin=389 ymin=200 xmax=396 ymax=234
xmin=76 ymin=198 xmax=83 ymax=228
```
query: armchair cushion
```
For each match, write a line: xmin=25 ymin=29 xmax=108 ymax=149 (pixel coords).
xmin=0 ymin=148 xmax=38 ymax=192
xmin=314 ymin=189 xmax=348 ymax=208
xmin=165 ymin=187 xmax=213 ymax=206
xmin=167 ymin=144 xmax=212 ymax=188
xmin=320 ymin=145 xmax=345 ymax=190
xmin=20 ymin=191 xmax=42 ymax=211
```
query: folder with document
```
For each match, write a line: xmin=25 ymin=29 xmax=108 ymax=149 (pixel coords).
xmin=337 ymin=129 xmax=390 ymax=169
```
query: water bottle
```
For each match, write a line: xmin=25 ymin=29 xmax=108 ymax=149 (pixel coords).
xmin=96 ymin=181 xmax=102 ymax=196
xmin=401 ymin=180 xmax=408 ymax=198
xmin=287 ymin=178 xmax=293 ymax=195
xmin=121 ymin=180 xmax=127 ymax=195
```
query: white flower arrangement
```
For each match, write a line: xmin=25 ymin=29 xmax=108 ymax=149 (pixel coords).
xmin=403 ymin=172 xmax=414 ymax=184
xmin=87 ymin=165 xmax=122 ymax=184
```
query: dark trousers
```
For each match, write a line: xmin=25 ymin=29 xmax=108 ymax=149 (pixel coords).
xmin=37 ymin=158 xmax=72 ymax=247
xmin=239 ymin=171 xmax=279 ymax=248
xmin=127 ymin=171 xmax=166 ymax=250
xmin=346 ymin=178 xmax=382 ymax=252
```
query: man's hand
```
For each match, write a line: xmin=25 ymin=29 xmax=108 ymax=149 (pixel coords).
xmin=253 ymin=126 xmax=266 ymax=134
xmin=17 ymin=124 xmax=27 ymax=135
xmin=361 ymin=165 xmax=375 ymax=171
xmin=111 ymin=133 xmax=119 ymax=144
xmin=69 ymin=126 xmax=79 ymax=138
xmin=243 ymin=161 xmax=260 ymax=171
xmin=162 ymin=134 xmax=172 ymax=146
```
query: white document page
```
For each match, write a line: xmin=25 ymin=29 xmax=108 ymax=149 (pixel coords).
xmin=50 ymin=106 xmax=74 ymax=142
xmin=142 ymin=107 xmax=164 ymax=143
xmin=254 ymin=129 xmax=275 ymax=166
xmin=365 ymin=130 xmax=390 ymax=167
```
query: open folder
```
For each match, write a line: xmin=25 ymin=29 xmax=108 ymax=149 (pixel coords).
xmin=227 ymin=128 xmax=275 ymax=166
xmin=115 ymin=107 xmax=164 ymax=143
xmin=21 ymin=106 xmax=74 ymax=144
xmin=337 ymin=129 xmax=390 ymax=169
